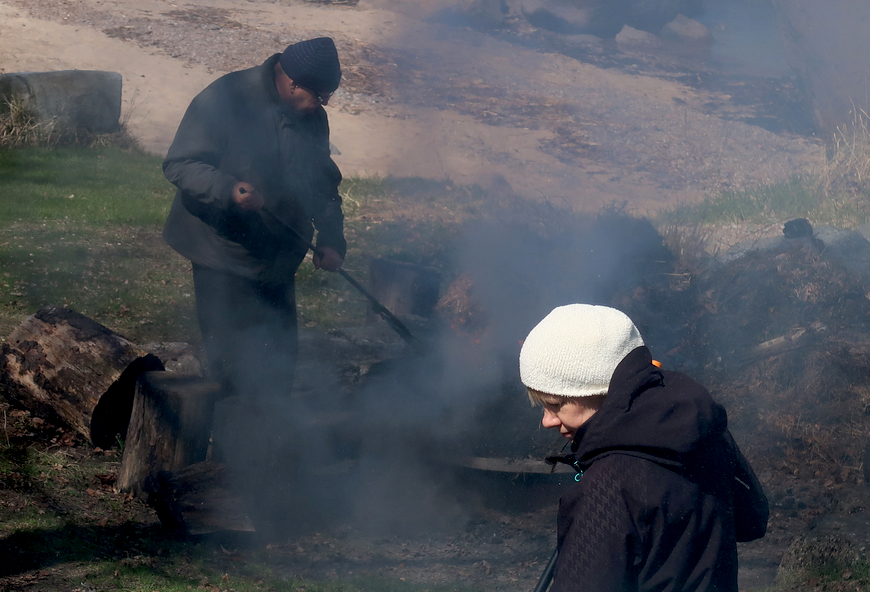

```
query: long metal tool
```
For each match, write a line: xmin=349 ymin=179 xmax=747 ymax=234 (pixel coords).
xmin=260 ymin=207 xmax=421 ymax=351
xmin=533 ymin=548 xmax=558 ymax=592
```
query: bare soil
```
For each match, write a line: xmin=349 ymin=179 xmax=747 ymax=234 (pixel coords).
xmin=0 ymin=0 xmax=823 ymax=212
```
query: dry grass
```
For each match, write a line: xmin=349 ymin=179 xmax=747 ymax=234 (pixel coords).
xmin=0 ymin=95 xmax=140 ymax=150
xmin=819 ymin=109 xmax=870 ymax=198
xmin=0 ymin=96 xmax=60 ymax=148
xmin=659 ymin=223 xmax=714 ymax=274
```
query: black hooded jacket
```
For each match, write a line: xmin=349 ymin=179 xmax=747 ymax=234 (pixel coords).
xmin=548 ymin=347 xmax=768 ymax=592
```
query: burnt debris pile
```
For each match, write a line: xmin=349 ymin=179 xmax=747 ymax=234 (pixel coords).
xmin=422 ymin=208 xmax=870 ymax=495
xmin=671 ymin=236 xmax=870 ymax=489
xmin=413 ymin=207 xmax=676 ymax=459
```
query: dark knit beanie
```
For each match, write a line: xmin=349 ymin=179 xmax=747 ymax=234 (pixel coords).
xmin=279 ymin=37 xmax=342 ymax=94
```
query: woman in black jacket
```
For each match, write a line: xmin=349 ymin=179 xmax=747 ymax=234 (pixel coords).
xmin=520 ymin=304 xmax=768 ymax=592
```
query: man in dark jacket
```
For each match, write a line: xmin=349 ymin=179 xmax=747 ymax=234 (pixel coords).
xmin=519 ymin=304 xmax=769 ymax=591
xmin=162 ymin=37 xmax=346 ymax=398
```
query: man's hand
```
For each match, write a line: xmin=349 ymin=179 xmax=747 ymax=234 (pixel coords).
xmin=232 ymin=182 xmax=265 ymax=210
xmin=313 ymin=247 xmax=344 ymax=272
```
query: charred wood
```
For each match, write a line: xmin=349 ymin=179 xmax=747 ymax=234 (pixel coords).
xmin=145 ymin=461 xmax=255 ymax=536
xmin=117 ymin=372 xmax=219 ymax=499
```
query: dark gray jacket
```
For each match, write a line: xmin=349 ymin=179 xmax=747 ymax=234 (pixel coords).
xmin=163 ymin=54 xmax=346 ymax=285
xmin=548 ymin=347 xmax=768 ymax=592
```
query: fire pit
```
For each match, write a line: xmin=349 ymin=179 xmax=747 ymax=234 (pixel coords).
xmin=445 ymin=455 xmax=575 ymax=513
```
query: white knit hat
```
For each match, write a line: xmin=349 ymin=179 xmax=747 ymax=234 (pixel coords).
xmin=519 ymin=304 xmax=644 ymax=398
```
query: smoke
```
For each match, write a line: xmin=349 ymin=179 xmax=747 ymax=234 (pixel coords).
xmin=199 ymin=150 xmax=696 ymax=538
xmin=202 ymin=0 xmax=821 ymax=540
xmin=695 ymin=0 xmax=789 ymax=78
xmin=258 ymin=205 xmax=675 ymax=536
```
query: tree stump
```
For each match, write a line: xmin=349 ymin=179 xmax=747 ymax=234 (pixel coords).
xmin=117 ymin=371 xmax=220 ymax=499
xmin=145 ymin=462 xmax=255 ymax=536
xmin=0 ymin=305 xmax=164 ymax=447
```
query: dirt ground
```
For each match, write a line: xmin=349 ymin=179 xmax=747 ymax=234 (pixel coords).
xmin=0 ymin=0 xmax=823 ymax=213
xmin=0 ymin=1 xmax=849 ymax=590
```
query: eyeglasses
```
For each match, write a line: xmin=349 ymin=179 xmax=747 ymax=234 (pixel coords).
xmin=314 ymin=90 xmax=334 ymax=105
xmin=296 ymin=85 xmax=333 ymax=105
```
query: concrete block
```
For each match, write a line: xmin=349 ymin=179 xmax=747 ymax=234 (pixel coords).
xmin=616 ymin=25 xmax=664 ymax=51
xmin=660 ymin=14 xmax=712 ymax=45
xmin=0 ymin=70 xmax=122 ymax=134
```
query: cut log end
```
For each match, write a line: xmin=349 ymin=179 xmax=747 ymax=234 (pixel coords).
xmin=0 ymin=306 xmax=165 ymax=446
xmin=116 ymin=371 xmax=219 ymax=499
xmin=90 ymin=354 xmax=165 ymax=449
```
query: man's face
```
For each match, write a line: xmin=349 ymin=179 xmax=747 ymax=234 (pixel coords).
xmin=274 ymin=63 xmax=332 ymax=113
xmin=540 ymin=395 xmax=600 ymax=440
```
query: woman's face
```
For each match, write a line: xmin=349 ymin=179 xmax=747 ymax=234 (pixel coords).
xmin=539 ymin=395 xmax=600 ymax=440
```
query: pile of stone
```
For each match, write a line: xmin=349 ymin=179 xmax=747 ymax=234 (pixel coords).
xmin=455 ymin=0 xmax=711 ymax=46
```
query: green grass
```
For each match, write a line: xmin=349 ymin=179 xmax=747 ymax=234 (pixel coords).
xmin=0 ymin=147 xmax=488 ymax=344
xmin=658 ymin=174 xmax=870 ymax=228
xmin=0 ymin=146 xmax=196 ymax=341
xmin=0 ymin=446 xmax=98 ymax=534
xmin=4 ymin=146 xmax=870 ymax=348
xmin=76 ymin=564 xmax=484 ymax=592
xmin=763 ymin=556 xmax=870 ymax=592
xmin=0 ymin=147 xmax=173 ymax=225
xmin=1 ymin=434 xmax=488 ymax=591
xmin=0 ymin=220 xmax=200 ymax=343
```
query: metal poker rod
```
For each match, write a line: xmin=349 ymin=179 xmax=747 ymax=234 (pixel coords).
xmin=253 ymin=203 xmax=420 ymax=351
xmin=533 ymin=549 xmax=558 ymax=592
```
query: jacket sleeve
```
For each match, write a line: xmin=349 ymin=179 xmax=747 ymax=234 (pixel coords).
xmin=162 ymin=86 xmax=239 ymax=223
xmin=551 ymin=466 xmax=638 ymax=592
xmin=311 ymin=156 xmax=346 ymax=258
xmin=725 ymin=430 xmax=769 ymax=542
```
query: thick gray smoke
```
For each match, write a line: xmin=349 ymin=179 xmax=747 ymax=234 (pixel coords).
xmin=206 ymin=203 xmax=677 ymax=539
xmin=206 ymin=0 xmax=823 ymax=539
xmin=271 ymin=209 xmax=675 ymax=536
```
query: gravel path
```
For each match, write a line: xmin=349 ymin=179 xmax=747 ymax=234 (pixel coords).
xmin=3 ymin=0 xmax=824 ymax=211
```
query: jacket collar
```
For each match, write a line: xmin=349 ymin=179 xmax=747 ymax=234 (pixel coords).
xmin=606 ymin=346 xmax=664 ymax=411
xmin=574 ymin=346 xmax=662 ymax=442
xmin=546 ymin=347 xmax=663 ymax=470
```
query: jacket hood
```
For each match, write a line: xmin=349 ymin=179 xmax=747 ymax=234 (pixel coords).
xmin=563 ymin=346 xmax=729 ymax=472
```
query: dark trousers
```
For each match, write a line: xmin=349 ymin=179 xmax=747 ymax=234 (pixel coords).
xmin=192 ymin=264 xmax=298 ymax=399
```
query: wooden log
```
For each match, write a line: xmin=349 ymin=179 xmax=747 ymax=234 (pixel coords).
xmin=734 ymin=327 xmax=812 ymax=366
xmin=117 ymin=372 xmax=220 ymax=499
xmin=145 ymin=461 xmax=255 ymax=536
xmin=0 ymin=305 xmax=164 ymax=448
